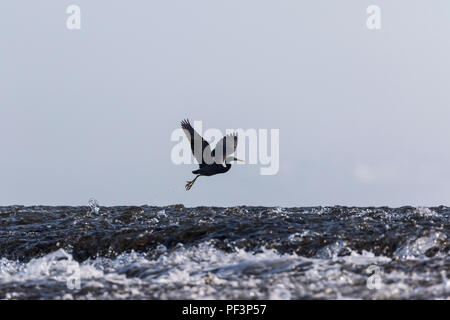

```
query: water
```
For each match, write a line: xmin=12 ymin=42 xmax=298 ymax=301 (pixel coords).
xmin=0 ymin=205 xmax=448 ymax=299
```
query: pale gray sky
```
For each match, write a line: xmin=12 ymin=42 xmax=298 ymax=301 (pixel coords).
xmin=1 ymin=1 xmax=449 ymax=207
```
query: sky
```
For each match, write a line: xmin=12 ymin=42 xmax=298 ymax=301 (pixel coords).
xmin=1 ymin=1 xmax=449 ymax=207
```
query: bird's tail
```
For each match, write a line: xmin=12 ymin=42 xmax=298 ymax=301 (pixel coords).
xmin=192 ymin=169 xmax=200 ymax=174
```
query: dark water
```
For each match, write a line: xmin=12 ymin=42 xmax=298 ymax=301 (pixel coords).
xmin=0 ymin=205 xmax=448 ymax=299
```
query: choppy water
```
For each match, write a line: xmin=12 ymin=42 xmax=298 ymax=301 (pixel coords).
xmin=0 ymin=205 xmax=448 ymax=299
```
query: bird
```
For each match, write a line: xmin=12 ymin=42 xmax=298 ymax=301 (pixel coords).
xmin=181 ymin=119 xmax=243 ymax=190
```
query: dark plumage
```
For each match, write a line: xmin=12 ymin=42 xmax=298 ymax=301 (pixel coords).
xmin=181 ymin=119 xmax=242 ymax=190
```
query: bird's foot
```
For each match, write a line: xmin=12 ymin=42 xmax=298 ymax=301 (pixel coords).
xmin=185 ymin=180 xmax=194 ymax=191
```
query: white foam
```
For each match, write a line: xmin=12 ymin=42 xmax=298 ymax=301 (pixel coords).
xmin=415 ymin=207 xmax=439 ymax=218
xmin=394 ymin=232 xmax=447 ymax=260
xmin=0 ymin=241 xmax=447 ymax=299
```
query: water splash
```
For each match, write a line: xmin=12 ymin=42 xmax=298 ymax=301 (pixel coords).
xmin=0 ymin=205 xmax=448 ymax=299
xmin=394 ymin=232 xmax=447 ymax=260
xmin=88 ymin=198 xmax=100 ymax=215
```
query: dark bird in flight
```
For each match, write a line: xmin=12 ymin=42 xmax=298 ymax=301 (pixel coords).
xmin=181 ymin=119 xmax=242 ymax=190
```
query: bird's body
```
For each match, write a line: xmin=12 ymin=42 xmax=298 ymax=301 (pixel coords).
xmin=192 ymin=163 xmax=231 ymax=176
xmin=181 ymin=119 xmax=241 ymax=190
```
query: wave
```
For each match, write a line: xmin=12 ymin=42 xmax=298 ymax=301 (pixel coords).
xmin=0 ymin=205 xmax=448 ymax=299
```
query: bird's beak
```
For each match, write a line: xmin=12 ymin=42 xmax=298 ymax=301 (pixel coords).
xmin=234 ymin=158 xmax=244 ymax=162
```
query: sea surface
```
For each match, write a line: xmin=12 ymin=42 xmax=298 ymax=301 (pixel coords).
xmin=0 ymin=204 xmax=448 ymax=299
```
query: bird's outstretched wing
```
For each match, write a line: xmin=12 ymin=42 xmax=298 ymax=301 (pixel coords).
xmin=181 ymin=119 xmax=211 ymax=166
xmin=211 ymin=133 xmax=238 ymax=163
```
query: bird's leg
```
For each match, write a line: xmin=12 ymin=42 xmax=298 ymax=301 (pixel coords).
xmin=185 ymin=175 xmax=200 ymax=191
